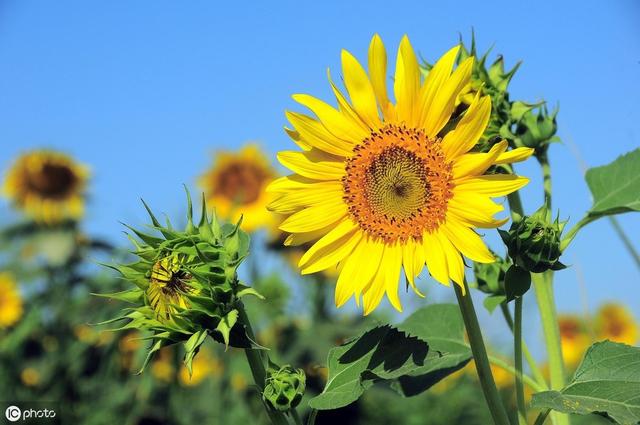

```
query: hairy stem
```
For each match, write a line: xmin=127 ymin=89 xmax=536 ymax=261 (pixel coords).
xmin=514 ymin=298 xmax=527 ymax=424
xmin=500 ymin=304 xmax=548 ymax=388
xmin=454 ymin=281 xmax=511 ymax=425
xmin=237 ymin=303 xmax=291 ymax=425
xmin=533 ymin=272 xmax=569 ymax=425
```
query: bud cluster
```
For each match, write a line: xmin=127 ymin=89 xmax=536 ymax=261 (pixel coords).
xmin=262 ymin=364 xmax=306 ymax=412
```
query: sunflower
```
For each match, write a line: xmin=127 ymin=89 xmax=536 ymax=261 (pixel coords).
xmin=268 ymin=34 xmax=533 ymax=314
xmin=0 ymin=272 xmax=23 ymax=329
xmin=2 ymin=150 xmax=89 ymax=223
xmin=199 ymin=144 xmax=276 ymax=233
xmin=147 ymin=254 xmax=196 ymax=322
xmin=594 ymin=303 xmax=638 ymax=345
xmin=558 ymin=314 xmax=590 ymax=368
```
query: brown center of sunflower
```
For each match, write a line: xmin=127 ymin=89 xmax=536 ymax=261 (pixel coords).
xmin=26 ymin=162 xmax=78 ymax=199
xmin=342 ymin=124 xmax=453 ymax=243
xmin=214 ymin=161 xmax=269 ymax=204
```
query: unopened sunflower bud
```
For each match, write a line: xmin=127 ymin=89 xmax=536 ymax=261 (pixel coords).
xmin=262 ymin=365 xmax=306 ymax=412
xmin=499 ymin=206 xmax=567 ymax=273
xmin=474 ymin=254 xmax=511 ymax=295
xmin=512 ymin=105 xmax=558 ymax=150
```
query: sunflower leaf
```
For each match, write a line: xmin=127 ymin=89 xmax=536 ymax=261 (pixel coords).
xmin=531 ymin=341 xmax=640 ymax=424
xmin=309 ymin=304 xmax=472 ymax=410
xmin=586 ymin=148 xmax=640 ymax=218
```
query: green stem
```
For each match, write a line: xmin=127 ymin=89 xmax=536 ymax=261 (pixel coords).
xmin=499 ymin=304 xmax=548 ymax=389
xmin=307 ymin=409 xmax=318 ymax=425
xmin=514 ymin=298 xmax=527 ymax=424
xmin=292 ymin=410 xmax=303 ymax=425
xmin=537 ymin=150 xmax=552 ymax=209
xmin=454 ymin=281 xmax=511 ymax=425
xmin=533 ymin=271 xmax=569 ymax=425
xmin=237 ymin=303 xmax=291 ymax=425
xmin=487 ymin=355 xmax=545 ymax=393
xmin=533 ymin=409 xmax=551 ymax=425
xmin=608 ymin=216 xmax=640 ymax=271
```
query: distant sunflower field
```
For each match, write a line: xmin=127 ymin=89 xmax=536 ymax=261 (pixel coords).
xmin=1 ymin=32 xmax=639 ymax=425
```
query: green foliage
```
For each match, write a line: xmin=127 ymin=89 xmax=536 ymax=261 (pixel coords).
xmin=503 ymin=265 xmax=531 ymax=300
xmin=262 ymin=364 xmax=306 ymax=412
xmin=531 ymin=341 xmax=640 ymax=424
xmin=586 ymin=148 xmax=640 ymax=218
xmin=309 ymin=304 xmax=471 ymax=410
xmin=99 ymin=190 xmax=263 ymax=375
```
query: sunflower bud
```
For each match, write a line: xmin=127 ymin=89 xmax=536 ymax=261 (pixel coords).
xmin=262 ymin=364 xmax=306 ymax=412
xmin=97 ymin=189 xmax=263 ymax=374
xmin=499 ymin=206 xmax=567 ymax=273
xmin=510 ymin=105 xmax=559 ymax=150
xmin=474 ymin=254 xmax=511 ymax=295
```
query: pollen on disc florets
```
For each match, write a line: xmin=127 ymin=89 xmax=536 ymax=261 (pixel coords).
xmin=342 ymin=124 xmax=454 ymax=243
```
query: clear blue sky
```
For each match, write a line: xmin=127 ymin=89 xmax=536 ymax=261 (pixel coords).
xmin=1 ymin=1 xmax=639 ymax=328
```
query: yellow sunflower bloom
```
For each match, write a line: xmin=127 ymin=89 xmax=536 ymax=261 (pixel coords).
xmin=2 ymin=150 xmax=89 ymax=223
xmin=558 ymin=314 xmax=590 ymax=368
xmin=199 ymin=144 xmax=276 ymax=233
xmin=268 ymin=34 xmax=533 ymax=314
xmin=595 ymin=303 xmax=638 ymax=345
xmin=147 ymin=254 xmax=196 ymax=322
xmin=0 ymin=272 xmax=23 ymax=329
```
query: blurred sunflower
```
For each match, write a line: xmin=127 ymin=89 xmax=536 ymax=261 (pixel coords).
xmin=268 ymin=34 xmax=533 ymax=314
xmin=595 ymin=303 xmax=638 ymax=345
xmin=199 ymin=144 xmax=276 ymax=233
xmin=558 ymin=314 xmax=590 ymax=367
xmin=2 ymin=150 xmax=89 ymax=223
xmin=151 ymin=348 xmax=175 ymax=383
xmin=178 ymin=347 xmax=222 ymax=386
xmin=0 ymin=272 xmax=23 ymax=329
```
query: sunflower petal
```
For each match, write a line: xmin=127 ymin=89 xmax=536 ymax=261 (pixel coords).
xmin=422 ymin=232 xmax=450 ymax=286
xmin=418 ymin=45 xmax=460 ymax=128
xmin=368 ymin=34 xmax=390 ymax=118
xmin=455 ymin=174 xmax=530 ymax=197
xmin=441 ymin=94 xmax=492 ymax=159
xmin=394 ymin=35 xmax=420 ymax=125
xmin=299 ymin=221 xmax=361 ymax=274
xmin=279 ymin=199 xmax=347 ymax=233
xmin=495 ymin=147 xmax=535 ymax=164
xmin=335 ymin=238 xmax=381 ymax=307
xmin=342 ymin=50 xmax=380 ymax=128
xmin=383 ymin=243 xmax=403 ymax=312
xmin=293 ymin=94 xmax=368 ymax=144
xmin=441 ymin=220 xmax=494 ymax=263
xmin=277 ymin=150 xmax=345 ymax=181
xmin=424 ymin=57 xmax=474 ymax=137
xmin=402 ymin=240 xmax=425 ymax=297
xmin=438 ymin=233 xmax=465 ymax=290
xmin=452 ymin=140 xmax=508 ymax=178
xmin=268 ymin=181 xmax=343 ymax=214
xmin=286 ymin=111 xmax=353 ymax=157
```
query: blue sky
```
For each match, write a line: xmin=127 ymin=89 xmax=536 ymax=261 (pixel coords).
xmin=1 ymin=0 xmax=639 ymax=332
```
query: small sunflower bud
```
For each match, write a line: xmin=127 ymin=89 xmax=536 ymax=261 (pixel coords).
xmin=511 ymin=105 xmax=558 ymax=150
xmin=499 ymin=206 xmax=567 ymax=273
xmin=474 ymin=254 xmax=511 ymax=296
xmin=263 ymin=365 xmax=306 ymax=412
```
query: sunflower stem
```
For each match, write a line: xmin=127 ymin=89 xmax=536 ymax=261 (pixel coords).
xmin=514 ymin=297 xmax=527 ymax=424
xmin=454 ymin=281 xmax=511 ymax=425
xmin=537 ymin=150 xmax=552 ymax=209
xmin=487 ymin=355 xmax=545 ymax=393
xmin=237 ymin=303 xmax=291 ymax=425
xmin=499 ymin=304 xmax=548 ymax=389
xmin=533 ymin=271 xmax=569 ymax=425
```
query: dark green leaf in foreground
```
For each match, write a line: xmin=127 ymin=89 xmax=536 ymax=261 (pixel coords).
xmin=586 ymin=148 xmax=640 ymax=218
xmin=531 ymin=341 xmax=640 ymax=424
xmin=309 ymin=304 xmax=472 ymax=410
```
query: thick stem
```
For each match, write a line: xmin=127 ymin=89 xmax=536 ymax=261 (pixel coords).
xmin=514 ymin=298 xmax=527 ymax=424
xmin=237 ymin=303 xmax=291 ymax=425
xmin=454 ymin=281 xmax=511 ymax=425
xmin=537 ymin=150 xmax=552 ymax=209
xmin=500 ymin=304 xmax=548 ymax=388
xmin=533 ymin=272 xmax=569 ymax=425
xmin=307 ymin=409 xmax=318 ymax=425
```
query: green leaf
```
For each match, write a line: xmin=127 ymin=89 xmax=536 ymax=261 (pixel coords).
xmin=483 ymin=295 xmax=507 ymax=313
xmin=309 ymin=304 xmax=472 ymax=410
xmin=531 ymin=341 xmax=640 ymax=424
xmin=215 ymin=309 xmax=239 ymax=349
xmin=504 ymin=265 xmax=531 ymax=301
xmin=586 ymin=148 xmax=640 ymax=218
xmin=183 ymin=329 xmax=208 ymax=375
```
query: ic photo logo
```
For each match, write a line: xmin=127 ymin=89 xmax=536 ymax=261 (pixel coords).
xmin=4 ymin=404 xmax=57 ymax=422
xmin=5 ymin=406 xmax=21 ymax=422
